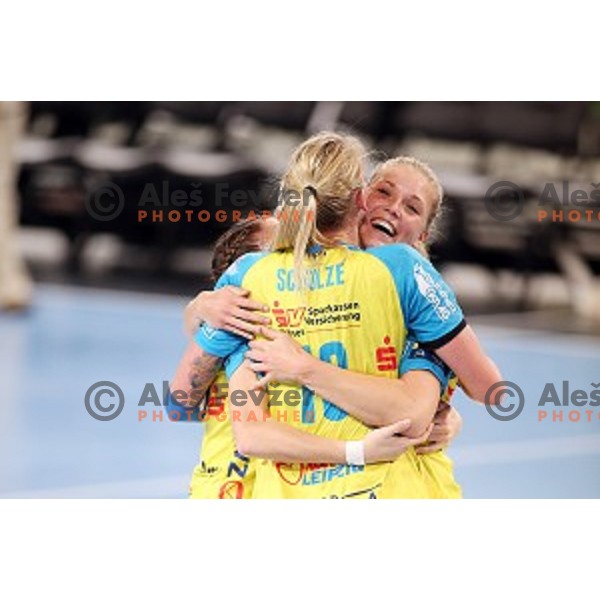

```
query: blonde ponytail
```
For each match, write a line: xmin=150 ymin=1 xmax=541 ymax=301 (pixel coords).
xmin=271 ymin=132 xmax=366 ymax=294
xmin=272 ymin=187 xmax=317 ymax=291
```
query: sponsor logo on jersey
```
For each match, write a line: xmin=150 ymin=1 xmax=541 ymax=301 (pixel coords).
xmin=218 ymin=480 xmax=244 ymax=499
xmin=413 ymin=263 xmax=458 ymax=321
xmin=271 ymin=302 xmax=306 ymax=328
xmin=376 ymin=336 xmax=398 ymax=371
xmin=274 ymin=462 xmax=364 ymax=486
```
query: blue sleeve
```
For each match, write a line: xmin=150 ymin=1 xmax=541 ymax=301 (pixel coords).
xmin=399 ymin=338 xmax=454 ymax=392
xmin=164 ymin=391 xmax=202 ymax=423
xmin=194 ymin=251 xmax=266 ymax=359
xmin=367 ymin=244 xmax=466 ymax=348
xmin=224 ymin=343 xmax=250 ymax=380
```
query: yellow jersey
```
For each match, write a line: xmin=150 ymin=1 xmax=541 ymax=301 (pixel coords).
xmin=187 ymin=370 xmax=258 ymax=499
xmin=385 ymin=341 xmax=462 ymax=499
xmin=416 ymin=377 xmax=462 ymax=499
xmin=196 ymin=243 xmax=466 ymax=498
xmin=186 ymin=357 xmax=460 ymax=499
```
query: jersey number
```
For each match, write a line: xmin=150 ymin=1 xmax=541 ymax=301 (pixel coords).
xmin=301 ymin=341 xmax=349 ymax=424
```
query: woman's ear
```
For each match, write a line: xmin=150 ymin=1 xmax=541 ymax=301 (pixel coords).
xmin=355 ymin=188 xmax=367 ymax=211
xmin=418 ymin=230 xmax=429 ymax=243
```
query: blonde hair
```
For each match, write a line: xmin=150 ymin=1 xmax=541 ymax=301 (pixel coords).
xmin=369 ymin=155 xmax=445 ymax=244
xmin=272 ymin=132 xmax=366 ymax=292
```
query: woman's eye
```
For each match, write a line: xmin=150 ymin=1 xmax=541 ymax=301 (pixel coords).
xmin=407 ymin=205 xmax=420 ymax=215
xmin=377 ymin=187 xmax=390 ymax=196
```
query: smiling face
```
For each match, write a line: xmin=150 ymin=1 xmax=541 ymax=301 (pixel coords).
xmin=359 ymin=162 xmax=439 ymax=248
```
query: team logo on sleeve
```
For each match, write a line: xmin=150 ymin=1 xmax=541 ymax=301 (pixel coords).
xmin=413 ymin=264 xmax=458 ymax=321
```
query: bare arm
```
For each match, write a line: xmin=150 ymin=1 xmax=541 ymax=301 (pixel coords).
xmin=170 ymin=340 xmax=222 ymax=409
xmin=434 ymin=324 xmax=502 ymax=404
xmin=229 ymin=361 xmax=431 ymax=463
xmin=417 ymin=402 xmax=463 ymax=454
xmin=184 ymin=286 xmax=270 ymax=338
xmin=183 ymin=299 xmax=202 ymax=338
xmin=245 ymin=328 xmax=440 ymax=436
xmin=298 ymin=358 xmax=439 ymax=436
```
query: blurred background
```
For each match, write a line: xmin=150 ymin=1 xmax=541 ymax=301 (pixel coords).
xmin=1 ymin=101 xmax=599 ymax=498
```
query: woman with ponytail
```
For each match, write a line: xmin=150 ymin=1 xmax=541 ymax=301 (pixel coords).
xmin=174 ymin=132 xmax=501 ymax=498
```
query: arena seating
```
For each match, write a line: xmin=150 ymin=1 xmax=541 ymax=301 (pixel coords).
xmin=16 ymin=102 xmax=600 ymax=286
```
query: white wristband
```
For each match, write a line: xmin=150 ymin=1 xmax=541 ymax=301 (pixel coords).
xmin=345 ymin=440 xmax=365 ymax=466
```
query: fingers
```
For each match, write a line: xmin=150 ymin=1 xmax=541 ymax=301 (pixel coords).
xmin=430 ymin=423 xmax=447 ymax=436
xmin=416 ymin=442 xmax=446 ymax=454
xmin=240 ymin=326 xmax=284 ymax=344
xmin=385 ymin=419 xmax=412 ymax=436
xmin=226 ymin=286 xmax=250 ymax=297
xmin=251 ymin=373 xmax=273 ymax=390
xmin=435 ymin=401 xmax=451 ymax=416
xmin=235 ymin=295 xmax=270 ymax=313
xmin=225 ymin=287 xmax=270 ymax=315
xmin=232 ymin=308 xmax=271 ymax=326
xmin=247 ymin=340 xmax=277 ymax=354
xmin=246 ymin=343 xmax=267 ymax=356
xmin=412 ymin=423 xmax=434 ymax=446
xmin=224 ymin=287 xmax=270 ymax=319
xmin=225 ymin=290 xmax=270 ymax=329
xmin=255 ymin=326 xmax=280 ymax=340
xmin=393 ymin=424 xmax=433 ymax=446
xmin=244 ymin=355 xmax=266 ymax=371
xmin=247 ymin=336 xmax=286 ymax=355
xmin=224 ymin=325 xmax=254 ymax=340
xmin=427 ymin=424 xmax=451 ymax=443
xmin=225 ymin=317 xmax=259 ymax=339
xmin=227 ymin=317 xmax=276 ymax=338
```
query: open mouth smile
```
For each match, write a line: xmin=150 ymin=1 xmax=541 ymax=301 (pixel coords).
xmin=370 ymin=218 xmax=397 ymax=239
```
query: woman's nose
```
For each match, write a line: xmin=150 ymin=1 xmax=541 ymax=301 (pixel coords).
xmin=385 ymin=198 xmax=403 ymax=219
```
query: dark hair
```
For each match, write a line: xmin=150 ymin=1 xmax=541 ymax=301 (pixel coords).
xmin=211 ymin=219 xmax=265 ymax=281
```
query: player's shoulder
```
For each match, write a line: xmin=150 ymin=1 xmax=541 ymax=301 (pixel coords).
xmin=227 ymin=250 xmax=269 ymax=278
xmin=365 ymin=243 xmax=425 ymax=267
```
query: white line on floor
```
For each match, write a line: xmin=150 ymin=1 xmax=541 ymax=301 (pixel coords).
xmin=0 ymin=475 xmax=190 ymax=499
xmin=451 ymin=433 xmax=600 ymax=467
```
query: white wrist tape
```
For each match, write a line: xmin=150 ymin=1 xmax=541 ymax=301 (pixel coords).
xmin=345 ymin=440 xmax=365 ymax=466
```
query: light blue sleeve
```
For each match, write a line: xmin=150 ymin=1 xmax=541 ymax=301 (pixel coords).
xmin=224 ymin=343 xmax=250 ymax=380
xmin=367 ymin=244 xmax=466 ymax=348
xmin=163 ymin=391 xmax=202 ymax=423
xmin=399 ymin=338 xmax=454 ymax=392
xmin=194 ymin=251 xmax=266 ymax=358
